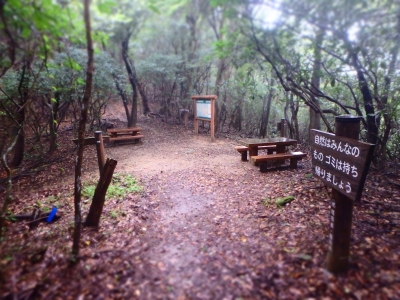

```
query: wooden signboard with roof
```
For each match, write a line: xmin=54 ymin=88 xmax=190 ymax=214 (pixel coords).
xmin=192 ymin=95 xmax=217 ymax=142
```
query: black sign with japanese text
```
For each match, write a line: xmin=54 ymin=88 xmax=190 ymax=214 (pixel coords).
xmin=311 ymin=130 xmax=375 ymax=201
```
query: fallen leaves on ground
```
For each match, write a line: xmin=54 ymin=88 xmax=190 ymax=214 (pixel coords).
xmin=0 ymin=115 xmax=399 ymax=299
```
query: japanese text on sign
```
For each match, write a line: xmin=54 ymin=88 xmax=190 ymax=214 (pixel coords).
xmin=311 ymin=129 xmax=374 ymax=202
xmin=314 ymin=134 xmax=361 ymax=158
xmin=314 ymin=165 xmax=352 ymax=194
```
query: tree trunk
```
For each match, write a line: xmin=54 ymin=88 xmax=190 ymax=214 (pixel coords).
xmin=284 ymin=93 xmax=300 ymax=140
xmin=9 ymin=120 xmax=24 ymax=167
xmin=284 ymin=101 xmax=294 ymax=139
xmin=233 ymin=102 xmax=242 ymax=131
xmin=48 ymin=92 xmax=60 ymax=154
xmin=377 ymin=11 xmax=400 ymax=160
xmin=113 ymin=74 xmax=131 ymax=124
xmin=259 ymin=79 xmax=274 ymax=138
xmin=137 ymin=81 xmax=151 ymax=115
xmin=122 ymin=38 xmax=138 ymax=127
xmin=352 ymin=53 xmax=378 ymax=145
xmin=290 ymin=94 xmax=300 ymax=141
xmin=309 ymin=29 xmax=324 ymax=135
xmin=10 ymin=62 xmax=30 ymax=167
xmin=72 ymin=0 xmax=94 ymax=260
xmin=214 ymin=58 xmax=226 ymax=133
xmin=0 ymin=132 xmax=19 ymax=239
xmin=84 ymin=159 xmax=117 ymax=227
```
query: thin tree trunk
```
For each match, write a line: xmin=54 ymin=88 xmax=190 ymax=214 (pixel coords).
xmin=9 ymin=118 xmax=24 ymax=167
xmin=233 ymin=102 xmax=242 ymax=131
xmin=122 ymin=38 xmax=138 ymax=127
xmin=0 ymin=131 xmax=20 ymax=239
xmin=377 ymin=11 xmax=400 ymax=160
xmin=290 ymin=94 xmax=300 ymax=141
xmin=309 ymin=29 xmax=324 ymax=135
xmin=113 ymin=74 xmax=131 ymax=124
xmin=214 ymin=58 xmax=226 ymax=133
xmin=72 ymin=0 xmax=94 ymax=260
xmin=352 ymin=53 xmax=378 ymax=145
xmin=259 ymin=79 xmax=274 ymax=138
xmin=137 ymin=81 xmax=150 ymax=115
xmin=48 ymin=92 xmax=60 ymax=154
xmin=10 ymin=62 xmax=30 ymax=167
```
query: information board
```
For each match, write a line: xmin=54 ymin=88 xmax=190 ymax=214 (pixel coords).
xmin=311 ymin=129 xmax=374 ymax=201
xmin=192 ymin=95 xmax=217 ymax=142
xmin=196 ymin=99 xmax=211 ymax=120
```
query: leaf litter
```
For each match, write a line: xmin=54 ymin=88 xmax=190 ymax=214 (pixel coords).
xmin=0 ymin=115 xmax=399 ymax=299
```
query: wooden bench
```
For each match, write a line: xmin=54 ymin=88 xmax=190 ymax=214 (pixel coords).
xmin=250 ymin=151 xmax=307 ymax=171
xmin=107 ymin=127 xmax=143 ymax=144
xmin=234 ymin=145 xmax=277 ymax=161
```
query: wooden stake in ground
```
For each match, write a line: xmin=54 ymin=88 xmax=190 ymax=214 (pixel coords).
xmin=84 ymin=158 xmax=117 ymax=227
xmin=94 ymin=131 xmax=105 ymax=175
xmin=326 ymin=115 xmax=361 ymax=273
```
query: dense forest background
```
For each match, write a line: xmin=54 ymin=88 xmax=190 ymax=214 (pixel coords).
xmin=1 ymin=0 xmax=400 ymax=253
xmin=2 ymin=0 xmax=400 ymax=164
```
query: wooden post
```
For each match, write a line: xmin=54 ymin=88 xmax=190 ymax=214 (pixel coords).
xmin=193 ymin=101 xmax=199 ymax=135
xmin=183 ymin=110 xmax=189 ymax=129
xmin=326 ymin=115 xmax=362 ymax=273
xmin=280 ymin=118 xmax=285 ymax=137
xmin=84 ymin=158 xmax=118 ymax=227
xmin=211 ymin=98 xmax=215 ymax=142
xmin=94 ymin=131 xmax=106 ymax=175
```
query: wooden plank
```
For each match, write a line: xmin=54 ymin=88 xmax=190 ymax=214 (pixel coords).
xmin=72 ymin=136 xmax=110 ymax=145
xmin=109 ymin=132 xmax=141 ymax=137
xmin=109 ymin=134 xmax=144 ymax=142
xmin=191 ymin=95 xmax=218 ymax=100
xmin=251 ymin=152 xmax=306 ymax=165
xmin=107 ymin=127 xmax=142 ymax=134
xmin=234 ymin=146 xmax=248 ymax=152
xmin=235 ymin=145 xmax=277 ymax=152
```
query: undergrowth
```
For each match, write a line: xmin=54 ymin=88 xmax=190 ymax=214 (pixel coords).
xmin=82 ymin=173 xmax=142 ymax=201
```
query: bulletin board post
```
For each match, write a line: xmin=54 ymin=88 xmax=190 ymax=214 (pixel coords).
xmin=192 ymin=95 xmax=217 ymax=142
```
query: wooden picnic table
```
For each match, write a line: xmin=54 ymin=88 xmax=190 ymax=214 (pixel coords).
xmin=238 ymin=137 xmax=306 ymax=171
xmin=107 ymin=127 xmax=143 ymax=143
xmin=238 ymin=137 xmax=297 ymax=156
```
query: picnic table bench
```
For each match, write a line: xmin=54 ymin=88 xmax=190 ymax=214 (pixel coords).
xmin=107 ymin=127 xmax=143 ymax=143
xmin=250 ymin=151 xmax=307 ymax=172
xmin=234 ymin=145 xmax=277 ymax=161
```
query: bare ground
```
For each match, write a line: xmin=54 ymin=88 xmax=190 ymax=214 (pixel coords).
xmin=1 ymin=111 xmax=400 ymax=299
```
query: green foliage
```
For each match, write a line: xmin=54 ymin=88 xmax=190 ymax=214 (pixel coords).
xmin=275 ymin=196 xmax=295 ymax=207
xmin=82 ymin=173 xmax=143 ymax=201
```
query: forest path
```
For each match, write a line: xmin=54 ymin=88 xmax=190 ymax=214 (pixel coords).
xmin=105 ymin=119 xmax=266 ymax=298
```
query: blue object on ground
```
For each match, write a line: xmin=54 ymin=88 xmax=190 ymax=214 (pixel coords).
xmin=47 ymin=207 xmax=58 ymax=223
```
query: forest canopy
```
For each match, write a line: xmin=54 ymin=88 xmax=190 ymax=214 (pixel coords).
xmin=1 ymin=0 xmax=399 ymax=167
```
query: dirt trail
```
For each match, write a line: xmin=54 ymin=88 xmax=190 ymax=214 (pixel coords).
xmin=103 ymin=120 xmax=261 ymax=298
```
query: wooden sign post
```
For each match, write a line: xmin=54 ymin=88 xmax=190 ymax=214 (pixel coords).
xmin=192 ymin=95 xmax=217 ymax=142
xmin=311 ymin=115 xmax=374 ymax=273
xmin=277 ymin=118 xmax=286 ymax=137
xmin=94 ymin=131 xmax=106 ymax=175
xmin=73 ymin=131 xmax=107 ymax=176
